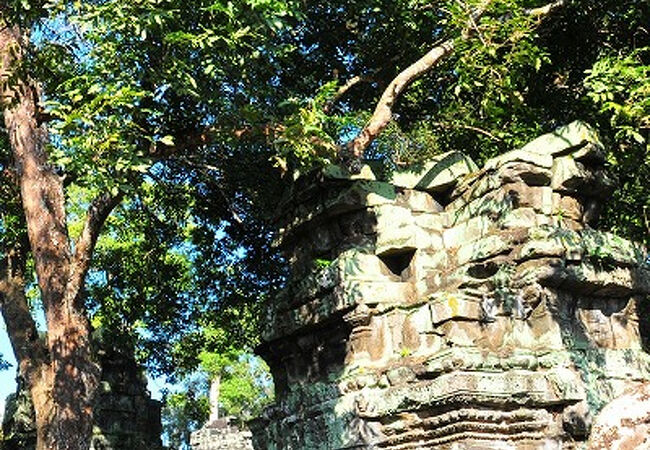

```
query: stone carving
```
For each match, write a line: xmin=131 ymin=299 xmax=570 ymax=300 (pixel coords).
xmin=250 ymin=122 xmax=650 ymax=449
xmin=2 ymin=344 xmax=162 ymax=450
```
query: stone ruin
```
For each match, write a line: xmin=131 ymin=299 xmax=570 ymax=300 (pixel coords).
xmin=2 ymin=343 xmax=162 ymax=450
xmin=251 ymin=122 xmax=650 ymax=449
xmin=190 ymin=417 xmax=254 ymax=450
xmin=190 ymin=378 xmax=255 ymax=450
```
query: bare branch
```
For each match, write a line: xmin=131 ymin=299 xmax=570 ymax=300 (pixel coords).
xmin=345 ymin=1 xmax=493 ymax=161
xmin=524 ymin=0 xmax=566 ymax=18
xmin=343 ymin=0 xmax=567 ymax=163
xmin=346 ymin=39 xmax=456 ymax=160
xmin=461 ymin=0 xmax=488 ymax=45
xmin=178 ymin=157 xmax=243 ymax=224
xmin=148 ymin=122 xmax=284 ymax=158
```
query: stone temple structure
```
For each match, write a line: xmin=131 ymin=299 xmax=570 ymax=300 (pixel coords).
xmin=190 ymin=417 xmax=255 ymax=450
xmin=2 ymin=343 xmax=162 ymax=450
xmin=190 ymin=378 xmax=255 ymax=450
xmin=250 ymin=122 xmax=650 ymax=449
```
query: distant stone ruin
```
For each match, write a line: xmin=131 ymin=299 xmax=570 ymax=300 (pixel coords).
xmin=190 ymin=378 xmax=255 ymax=450
xmin=2 ymin=344 xmax=162 ymax=450
xmin=251 ymin=122 xmax=650 ymax=449
xmin=190 ymin=417 xmax=254 ymax=450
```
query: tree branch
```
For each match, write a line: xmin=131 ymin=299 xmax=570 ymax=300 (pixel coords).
xmin=323 ymin=73 xmax=375 ymax=115
xmin=343 ymin=0 xmax=494 ymax=161
xmin=148 ymin=122 xmax=283 ymax=158
xmin=524 ymin=0 xmax=566 ymax=18
xmin=343 ymin=0 xmax=567 ymax=164
xmin=461 ymin=0 xmax=488 ymax=45
xmin=149 ymin=127 xmax=219 ymax=158
xmin=344 ymin=38 xmax=456 ymax=160
xmin=0 ymin=238 xmax=48 ymax=378
xmin=431 ymin=121 xmax=503 ymax=141
xmin=68 ymin=192 xmax=123 ymax=307
xmin=178 ymin=157 xmax=243 ymax=224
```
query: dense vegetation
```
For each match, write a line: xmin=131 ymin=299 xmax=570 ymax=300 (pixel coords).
xmin=0 ymin=0 xmax=647 ymax=448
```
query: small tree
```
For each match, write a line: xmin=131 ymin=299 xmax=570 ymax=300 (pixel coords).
xmin=161 ymin=350 xmax=273 ymax=449
xmin=161 ymin=379 xmax=209 ymax=450
xmin=199 ymin=349 xmax=274 ymax=426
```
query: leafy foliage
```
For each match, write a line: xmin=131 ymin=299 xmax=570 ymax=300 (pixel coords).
xmin=199 ymin=350 xmax=274 ymax=423
xmin=2 ymin=0 xmax=294 ymax=368
xmin=161 ymin=379 xmax=209 ymax=450
xmin=161 ymin=352 xmax=273 ymax=449
xmin=273 ymin=81 xmax=341 ymax=171
xmin=585 ymin=47 xmax=649 ymax=143
xmin=266 ymin=0 xmax=649 ymax=243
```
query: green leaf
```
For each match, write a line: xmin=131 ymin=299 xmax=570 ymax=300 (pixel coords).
xmin=160 ymin=135 xmax=175 ymax=146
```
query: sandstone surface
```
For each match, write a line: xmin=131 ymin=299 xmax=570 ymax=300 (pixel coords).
xmin=251 ymin=122 xmax=650 ymax=449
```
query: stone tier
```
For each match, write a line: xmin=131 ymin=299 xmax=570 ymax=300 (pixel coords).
xmin=251 ymin=122 xmax=650 ymax=449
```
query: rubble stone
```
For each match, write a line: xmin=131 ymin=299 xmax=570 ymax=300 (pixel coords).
xmin=190 ymin=419 xmax=254 ymax=450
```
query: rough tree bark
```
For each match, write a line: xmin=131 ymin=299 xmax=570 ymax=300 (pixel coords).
xmin=0 ymin=238 xmax=54 ymax=449
xmin=1 ymin=22 xmax=122 ymax=450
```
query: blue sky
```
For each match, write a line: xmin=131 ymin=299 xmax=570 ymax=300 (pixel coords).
xmin=0 ymin=328 xmax=17 ymax=419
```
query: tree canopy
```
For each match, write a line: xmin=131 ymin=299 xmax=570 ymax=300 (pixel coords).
xmin=272 ymin=0 xmax=648 ymax=242
xmin=0 ymin=0 xmax=648 ymax=448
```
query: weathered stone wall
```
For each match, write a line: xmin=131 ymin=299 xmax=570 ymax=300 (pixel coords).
xmin=2 ymin=346 xmax=162 ymax=450
xmin=190 ymin=419 xmax=254 ymax=450
xmin=251 ymin=122 xmax=650 ymax=449
xmin=90 ymin=346 xmax=162 ymax=450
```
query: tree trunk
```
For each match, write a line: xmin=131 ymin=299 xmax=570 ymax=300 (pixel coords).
xmin=1 ymin=23 xmax=102 ymax=450
xmin=0 ymin=245 xmax=55 ymax=450
xmin=208 ymin=374 xmax=221 ymax=423
xmin=31 ymin=367 xmax=56 ymax=450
